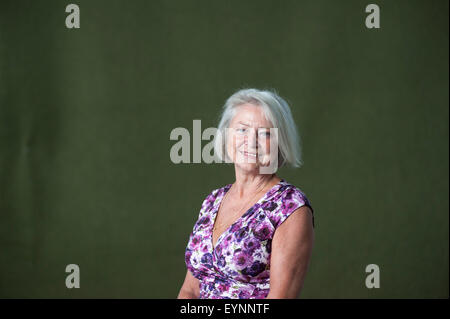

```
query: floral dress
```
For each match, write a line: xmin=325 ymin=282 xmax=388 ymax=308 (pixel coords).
xmin=184 ymin=179 xmax=314 ymax=299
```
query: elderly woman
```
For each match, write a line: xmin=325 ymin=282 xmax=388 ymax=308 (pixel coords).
xmin=177 ymin=88 xmax=315 ymax=299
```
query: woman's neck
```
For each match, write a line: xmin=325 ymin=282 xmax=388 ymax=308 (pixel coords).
xmin=232 ymin=171 xmax=279 ymax=199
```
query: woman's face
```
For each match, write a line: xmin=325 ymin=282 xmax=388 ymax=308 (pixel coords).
xmin=226 ymin=104 xmax=277 ymax=172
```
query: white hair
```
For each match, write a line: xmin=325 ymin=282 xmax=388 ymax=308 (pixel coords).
xmin=213 ymin=88 xmax=303 ymax=168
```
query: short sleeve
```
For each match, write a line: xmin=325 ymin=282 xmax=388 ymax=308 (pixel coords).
xmin=269 ymin=186 xmax=315 ymax=229
xmin=198 ymin=188 xmax=219 ymax=217
xmin=191 ymin=184 xmax=231 ymax=234
xmin=192 ymin=187 xmax=220 ymax=228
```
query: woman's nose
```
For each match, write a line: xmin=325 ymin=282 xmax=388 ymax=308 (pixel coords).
xmin=245 ymin=129 xmax=258 ymax=149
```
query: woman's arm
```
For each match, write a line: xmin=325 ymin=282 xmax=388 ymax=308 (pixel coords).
xmin=177 ymin=270 xmax=201 ymax=299
xmin=266 ymin=205 xmax=315 ymax=299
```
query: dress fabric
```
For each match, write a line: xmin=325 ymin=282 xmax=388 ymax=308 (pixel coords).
xmin=184 ymin=179 xmax=314 ymax=299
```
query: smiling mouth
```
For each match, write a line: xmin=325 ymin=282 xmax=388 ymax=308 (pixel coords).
xmin=240 ymin=150 xmax=257 ymax=158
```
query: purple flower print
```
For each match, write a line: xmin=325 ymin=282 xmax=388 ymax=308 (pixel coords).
xmin=232 ymin=251 xmax=253 ymax=269
xmin=190 ymin=235 xmax=202 ymax=249
xmin=215 ymin=244 xmax=223 ymax=255
xmin=238 ymin=289 xmax=252 ymax=299
xmin=191 ymin=254 xmax=198 ymax=265
xmin=230 ymin=222 xmax=241 ymax=233
xmin=205 ymin=195 xmax=216 ymax=211
xmin=256 ymin=212 xmax=266 ymax=221
xmin=265 ymin=186 xmax=281 ymax=198
xmin=281 ymin=198 xmax=297 ymax=213
xmin=243 ymin=237 xmax=259 ymax=253
xmin=185 ymin=180 xmax=314 ymax=299
xmin=243 ymin=203 xmax=261 ymax=218
xmin=218 ymin=256 xmax=226 ymax=267
xmin=261 ymin=201 xmax=278 ymax=212
xmin=252 ymin=202 xmax=262 ymax=212
xmin=198 ymin=216 xmax=211 ymax=225
xmin=284 ymin=189 xmax=294 ymax=200
xmin=268 ymin=215 xmax=281 ymax=227
xmin=214 ymin=276 xmax=227 ymax=284
xmin=201 ymin=253 xmax=213 ymax=268
xmin=266 ymin=239 xmax=272 ymax=254
xmin=254 ymin=221 xmax=272 ymax=241
xmin=252 ymin=287 xmax=269 ymax=299
xmin=217 ymin=283 xmax=227 ymax=293
xmin=235 ymin=226 xmax=248 ymax=242
xmin=185 ymin=249 xmax=192 ymax=265
xmin=242 ymin=261 xmax=266 ymax=277
xmin=223 ymin=234 xmax=232 ymax=245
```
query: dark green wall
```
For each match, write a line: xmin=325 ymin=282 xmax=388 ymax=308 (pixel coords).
xmin=0 ymin=0 xmax=448 ymax=298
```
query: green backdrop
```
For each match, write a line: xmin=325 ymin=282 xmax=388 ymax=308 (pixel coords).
xmin=0 ymin=0 xmax=448 ymax=298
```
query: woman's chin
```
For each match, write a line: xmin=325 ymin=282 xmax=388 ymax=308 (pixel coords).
xmin=235 ymin=161 xmax=260 ymax=172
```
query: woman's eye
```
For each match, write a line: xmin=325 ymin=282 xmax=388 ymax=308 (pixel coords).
xmin=236 ymin=128 xmax=246 ymax=133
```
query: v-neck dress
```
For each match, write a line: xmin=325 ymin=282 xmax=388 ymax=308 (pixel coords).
xmin=184 ymin=179 xmax=315 ymax=299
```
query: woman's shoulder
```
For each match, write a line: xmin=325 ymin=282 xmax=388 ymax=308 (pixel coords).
xmin=266 ymin=179 xmax=314 ymax=228
xmin=198 ymin=182 xmax=232 ymax=215
xmin=272 ymin=179 xmax=311 ymax=202
xmin=204 ymin=182 xmax=232 ymax=202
